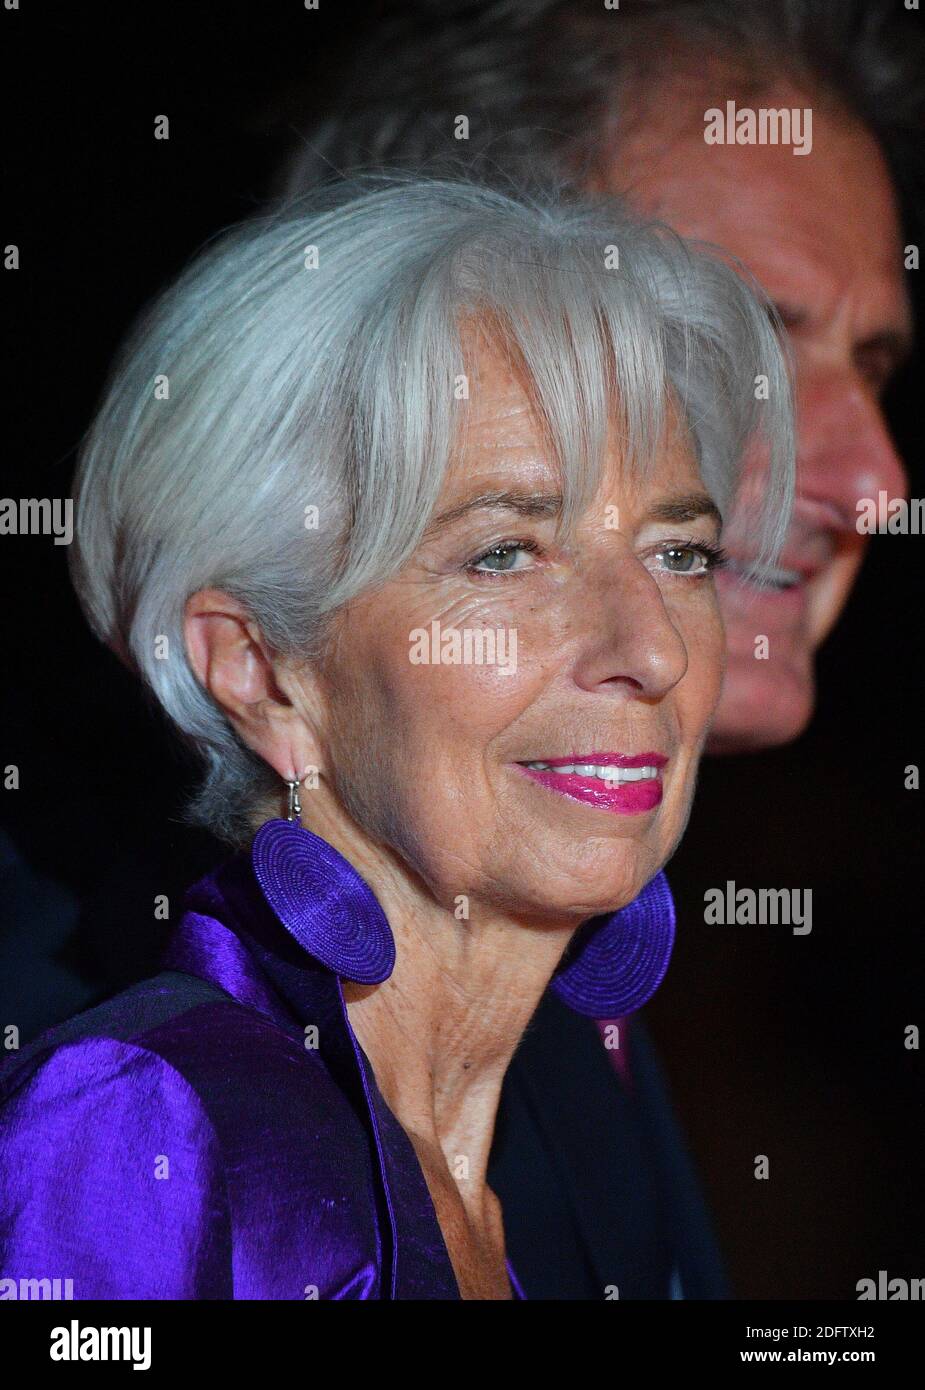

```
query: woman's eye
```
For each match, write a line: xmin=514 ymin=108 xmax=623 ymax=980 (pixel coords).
xmin=468 ymin=540 xmax=540 ymax=575
xmin=653 ymin=543 xmax=725 ymax=576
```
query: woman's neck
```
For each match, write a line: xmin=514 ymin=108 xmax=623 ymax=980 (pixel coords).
xmin=307 ymin=808 xmax=573 ymax=1213
xmin=342 ymin=887 xmax=571 ymax=1204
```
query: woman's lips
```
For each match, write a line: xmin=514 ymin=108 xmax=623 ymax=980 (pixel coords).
xmin=512 ymin=753 xmax=666 ymax=816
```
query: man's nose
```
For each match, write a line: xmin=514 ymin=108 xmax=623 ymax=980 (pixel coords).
xmin=570 ymin=560 xmax=689 ymax=700
xmin=796 ymin=367 xmax=908 ymax=526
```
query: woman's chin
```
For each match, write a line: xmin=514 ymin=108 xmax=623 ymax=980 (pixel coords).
xmin=502 ymin=848 xmax=664 ymax=922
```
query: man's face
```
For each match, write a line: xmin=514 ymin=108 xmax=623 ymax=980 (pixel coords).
xmin=594 ymin=80 xmax=913 ymax=753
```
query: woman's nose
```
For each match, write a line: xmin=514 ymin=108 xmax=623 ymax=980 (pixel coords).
xmin=568 ymin=560 xmax=689 ymax=700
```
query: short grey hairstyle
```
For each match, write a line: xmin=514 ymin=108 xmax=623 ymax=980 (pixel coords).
xmin=276 ymin=0 xmax=925 ymax=209
xmin=70 ymin=174 xmax=794 ymax=845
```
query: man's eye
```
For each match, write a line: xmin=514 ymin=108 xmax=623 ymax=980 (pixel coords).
xmin=468 ymin=540 xmax=540 ymax=575
xmin=654 ymin=542 xmax=726 ymax=575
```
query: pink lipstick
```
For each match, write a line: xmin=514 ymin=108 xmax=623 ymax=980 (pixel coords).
xmin=512 ymin=752 xmax=667 ymax=816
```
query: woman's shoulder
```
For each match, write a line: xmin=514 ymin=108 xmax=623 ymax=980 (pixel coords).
xmin=0 ymin=970 xmax=384 ymax=1299
xmin=0 ymin=976 xmax=235 ymax=1298
xmin=1 ymin=966 xmax=285 ymax=1108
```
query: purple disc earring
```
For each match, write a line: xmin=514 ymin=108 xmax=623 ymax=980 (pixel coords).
xmin=251 ymin=779 xmax=396 ymax=984
xmin=550 ymin=871 xmax=676 ymax=1018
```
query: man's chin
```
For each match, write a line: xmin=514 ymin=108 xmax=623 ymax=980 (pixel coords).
xmin=706 ymin=658 xmax=816 ymax=756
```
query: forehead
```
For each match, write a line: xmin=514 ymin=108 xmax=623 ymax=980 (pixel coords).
xmin=603 ymin=79 xmax=910 ymax=332
xmin=447 ymin=328 xmax=704 ymax=505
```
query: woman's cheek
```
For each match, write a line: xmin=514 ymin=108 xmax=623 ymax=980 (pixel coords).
xmin=684 ymin=600 xmax=727 ymax=726
xmin=406 ymin=620 xmax=556 ymax=740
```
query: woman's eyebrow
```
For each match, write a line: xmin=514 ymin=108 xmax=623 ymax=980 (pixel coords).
xmin=645 ymin=493 xmax=723 ymax=527
xmin=423 ymin=490 xmax=564 ymax=537
xmin=424 ymin=490 xmax=722 ymax=537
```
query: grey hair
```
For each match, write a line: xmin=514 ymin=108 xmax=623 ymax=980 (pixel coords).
xmin=275 ymin=0 xmax=925 ymax=209
xmin=70 ymin=174 xmax=794 ymax=845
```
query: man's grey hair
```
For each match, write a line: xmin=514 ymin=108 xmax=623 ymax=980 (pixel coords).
xmin=70 ymin=174 xmax=794 ymax=845
xmin=276 ymin=0 xmax=925 ymax=208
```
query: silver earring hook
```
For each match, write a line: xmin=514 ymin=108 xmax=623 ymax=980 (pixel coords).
xmin=285 ymin=778 xmax=302 ymax=822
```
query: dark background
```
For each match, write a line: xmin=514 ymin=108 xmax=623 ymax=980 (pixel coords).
xmin=1 ymin=0 xmax=922 ymax=1300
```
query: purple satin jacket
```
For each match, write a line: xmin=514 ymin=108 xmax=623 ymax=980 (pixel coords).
xmin=0 ymin=847 xmax=525 ymax=1300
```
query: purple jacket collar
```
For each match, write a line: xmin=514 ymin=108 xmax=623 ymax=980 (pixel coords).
xmin=160 ymin=845 xmax=525 ymax=1300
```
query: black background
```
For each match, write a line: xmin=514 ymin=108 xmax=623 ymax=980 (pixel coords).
xmin=1 ymin=0 xmax=922 ymax=1300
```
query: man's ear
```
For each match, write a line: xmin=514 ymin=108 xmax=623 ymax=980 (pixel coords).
xmin=183 ymin=588 xmax=319 ymax=782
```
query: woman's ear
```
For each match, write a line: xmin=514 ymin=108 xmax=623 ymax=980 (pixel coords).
xmin=183 ymin=588 xmax=319 ymax=782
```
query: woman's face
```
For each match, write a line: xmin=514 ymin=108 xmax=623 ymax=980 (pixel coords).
xmin=309 ymin=336 xmax=725 ymax=925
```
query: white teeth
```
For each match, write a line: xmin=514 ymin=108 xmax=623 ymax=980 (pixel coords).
xmin=523 ymin=762 xmax=660 ymax=782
